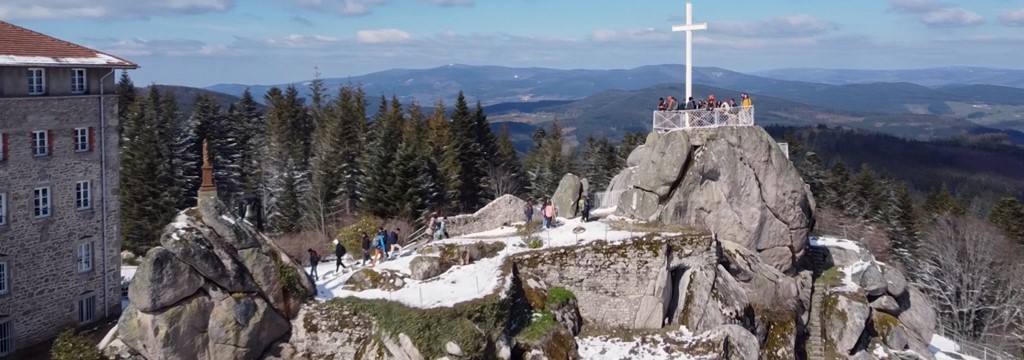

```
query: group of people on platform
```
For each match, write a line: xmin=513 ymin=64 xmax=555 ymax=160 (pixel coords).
xmin=657 ymin=93 xmax=753 ymax=111
xmin=523 ymin=195 xmax=593 ymax=229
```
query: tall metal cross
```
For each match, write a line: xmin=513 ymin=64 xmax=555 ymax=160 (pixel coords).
xmin=672 ymin=0 xmax=707 ymax=103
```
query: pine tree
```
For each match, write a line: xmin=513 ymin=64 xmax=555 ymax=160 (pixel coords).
xmin=887 ymin=183 xmax=919 ymax=263
xmin=361 ymin=96 xmax=405 ymax=218
xmin=120 ymin=99 xmax=175 ymax=253
xmin=488 ymin=124 xmax=524 ymax=198
xmin=824 ymin=159 xmax=852 ymax=211
xmin=231 ymin=89 xmax=266 ymax=200
xmin=393 ymin=103 xmax=431 ymax=219
xmin=923 ymin=185 xmax=966 ymax=217
xmin=264 ymin=87 xmax=312 ymax=233
xmin=307 ymin=81 xmax=349 ymax=236
xmin=524 ymin=120 xmax=569 ymax=201
xmin=616 ymin=131 xmax=645 ymax=165
xmin=336 ymin=84 xmax=367 ymax=214
xmin=115 ymin=71 xmax=136 ymax=136
xmin=449 ymin=92 xmax=487 ymax=212
xmin=989 ymin=197 xmax=1024 ymax=244
xmin=165 ymin=91 xmax=200 ymax=209
xmin=426 ymin=100 xmax=460 ymax=214
xmin=851 ymin=164 xmax=883 ymax=219
xmin=799 ymin=152 xmax=827 ymax=201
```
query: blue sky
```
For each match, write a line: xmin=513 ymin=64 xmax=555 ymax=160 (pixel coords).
xmin=4 ymin=0 xmax=1023 ymax=87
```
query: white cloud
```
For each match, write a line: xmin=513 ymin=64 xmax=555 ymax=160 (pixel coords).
xmin=1001 ymin=9 xmax=1024 ymax=27
xmin=888 ymin=0 xmax=983 ymax=27
xmin=0 ymin=0 xmax=233 ymax=20
xmin=713 ymin=15 xmax=834 ymax=38
xmin=97 ymin=37 xmax=240 ymax=58
xmin=356 ymin=29 xmax=412 ymax=43
xmin=920 ymin=7 xmax=982 ymax=27
xmin=264 ymin=34 xmax=341 ymax=49
xmin=417 ymin=0 xmax=472 ymax=6
xmin=286 ymin=0 xmax=386 ymax=16
xmin=589 ymin=28 xmax=670 ymax=43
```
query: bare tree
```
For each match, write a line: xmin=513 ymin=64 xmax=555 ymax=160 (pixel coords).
xmin=913 ymin=215 xmax=1024 ymax=350
xmin=486 ymin=164 xmax=521 ymax=199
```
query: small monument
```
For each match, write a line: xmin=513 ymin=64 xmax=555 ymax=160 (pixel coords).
xmin=198 ymin=140 xmax=218 ymax=213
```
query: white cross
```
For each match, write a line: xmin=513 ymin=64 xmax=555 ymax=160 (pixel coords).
xmin=672 ymin=0 xmax=707 ymax=103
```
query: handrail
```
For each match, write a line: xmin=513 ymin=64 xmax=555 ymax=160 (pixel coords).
xmin=652 ymin=106 xmax=755 ymax=132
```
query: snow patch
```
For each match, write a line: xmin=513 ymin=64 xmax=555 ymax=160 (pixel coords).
xmin=307 ymin=216 xmax=641 ymax=309
xmin=930 ymin=334 xmax=983 ymax=360
xmin=577 ymin=327 xmax=706 ymax=360
xmin=220 ymin=214 xmax=236 ymax=225
xmin=809 ymin=236 xmax=861 ymax=252
xmin=0 ymin=54 xmax=133 ymax=67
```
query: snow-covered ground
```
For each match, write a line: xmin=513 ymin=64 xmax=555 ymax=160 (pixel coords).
xmin=930 ymin=334 xmax=984 ymax=360
xmin=303 ymin=208 xmax=655 ymax=308
xmin=577 ymin=327 xmax=711 ymax=360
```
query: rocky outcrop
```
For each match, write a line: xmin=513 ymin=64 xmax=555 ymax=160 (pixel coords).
xmin=611 ymin=127 xmax=815 ymax=272
xmin=107 ymin=201 xmax=315 ymax=360
xmin=552 ymin=173 xmax=583 ymax=217
xmin=811 ymin=238 xmax=939 ymax=360
xmin=344 ymin=268 xmax=407 ymax=291
xmin=445 ymin=194 xmax=527 ymax=237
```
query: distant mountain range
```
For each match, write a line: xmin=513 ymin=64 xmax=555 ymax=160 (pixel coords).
xmin=171 ymin=64 xmax=1024 ymax=148
xmin=206 ymin=64 xmax=1024 ymax=105
xmin=752 ymin=67 xmax=1024 ymax=88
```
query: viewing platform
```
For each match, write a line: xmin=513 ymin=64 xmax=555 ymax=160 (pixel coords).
xmin=653 ymin=106 xmax=755 ymax=133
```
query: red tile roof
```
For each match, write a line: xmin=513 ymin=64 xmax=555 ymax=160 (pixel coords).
xmin=0 ymin=20 xmax=137 ymax=68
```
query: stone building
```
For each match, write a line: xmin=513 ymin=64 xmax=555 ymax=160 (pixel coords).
xmin=0 ymin=20 xmax=137 ymax=357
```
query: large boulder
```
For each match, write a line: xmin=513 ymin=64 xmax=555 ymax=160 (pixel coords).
xmin=445 ymin=194 xmax=527 ymax=236
xmin=823 ymin=295 xmax=871 ymax=355
xmin=551 ymin=173 xmax=582 ymax=217
xmin=899 ymin=287 xmax=938 ymax=342
xmin=860 ymin=263 xmax=888 ymax=297
xmin=207 ymin=294 xmax=290 ymax=360
xmin=870 ymin=295 xmax=901 ymax=316
xmin=703 ymin=325 xmax=761 ymax=360
xmin=613 ymin=126 xmax=815 ymax=271
xmin=159 ymin=220 xmax=258 ymax=293
xmin=675 ymin=264 xmax=752 ymax=333
xmin=409 ymin=256 xmax=447 ymax=281
xmin=128 ymin=247 xmax=204 ymax=312
xmin=632 ymin=130 xmax=691 ymax=198
xmin=119 ymin=296 xmax=214 ymax=360
xmin=111 ymin=199 xmax=314 ymax=360
xmin=881 ymin=264 xmax=908 ymax=298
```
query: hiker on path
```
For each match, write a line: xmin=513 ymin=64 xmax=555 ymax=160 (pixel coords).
xmin=373 ymin=230 xmax=387 ymax=266
xmin=361 ymin=232 xmax=372 ymax=266
xmin=578 ymin=195 xmax=591 ymax=223
xmin=426 ymin=215 xmax=437 ymax=241
xmin=524 ymin=199 xmax=535 ymax=223
xmin=543 ymin=200 xmax=555 ymax=229
xmin=307 ymin=248 xmax=321 ymax=281
xmin=437 ymin=217 xmax=448 ymax=240
xmin=334 ymin=239 xmax=347 ymax=272
xmin=389 ymin=228 xmax=402 ymax=258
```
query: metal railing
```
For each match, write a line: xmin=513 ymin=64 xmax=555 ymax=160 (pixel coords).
xmin=939 ymin=330 xmax=1017 ymax=360
xmin=652 ymin=106 xmax=755 ymax=132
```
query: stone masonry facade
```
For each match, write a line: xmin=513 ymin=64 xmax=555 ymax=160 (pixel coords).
xmin=512 ymin=234 xmax=715 ymax=330
xmin=0 ymin=91 xmax=122 ymax=354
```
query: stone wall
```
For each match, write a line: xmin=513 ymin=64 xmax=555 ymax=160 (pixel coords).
xmin=512 ymin=235 xmax=716 ymax=330
xmin=0 ymin=95 xmax=121 ymax=351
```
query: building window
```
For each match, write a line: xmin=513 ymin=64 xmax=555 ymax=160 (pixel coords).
xmin=75 ymin=181 xmax=91 ymax=210
xmin=28 ymin=68 xmax=45 ymax=95
xmin=33 ymin=187 xmax=50 ymax=218
xmin=0 ymin=132 xmax=7 ymax=161
xmin=0 ymin=193 xmax=6 ymax=225
xmin=76 ymin=242 xmax=92 ymax=273
xmin=32 ymin=130 xmax=48 ymax=156
xmin=0 ymin=261 xmax=7 ymax=295
xmin=79 ymin=296 xmax=95 ymax=324
xmin=0 ymin=317 xmax=12 ymax=357
xmin=74 ymin=128 xmax=90 ymax=152
xmin=71 ymin=68 xmax=86 ymax=94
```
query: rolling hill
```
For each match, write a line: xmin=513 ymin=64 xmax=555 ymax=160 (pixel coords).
xmin=752 ymin=67 xmax=1024 ymax=88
